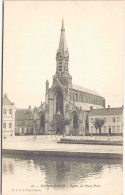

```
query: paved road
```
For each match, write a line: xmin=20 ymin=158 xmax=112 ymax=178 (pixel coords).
xmin=2 ymin=135 xmax=123 ymax=154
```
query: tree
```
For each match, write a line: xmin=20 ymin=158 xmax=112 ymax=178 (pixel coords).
xmin=49 ymin=113 xmax=70 ymax=135
xmin=49 ymin=119 xmax=56 ymax=128
xmin=93 ymin=118 xmax=105 ymax=135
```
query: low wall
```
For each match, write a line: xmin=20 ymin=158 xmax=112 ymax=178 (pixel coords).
xmin=85 ymin=133 xmax=123 ymax=136
xmin=2 ymin=149 xmax=122 ymax=160
xmin=58 ymin=138 xmax=123 ymax=146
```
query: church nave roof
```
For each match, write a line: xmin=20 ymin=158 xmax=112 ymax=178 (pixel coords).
xmin=71 ymin=84 xmax=103 ymax=98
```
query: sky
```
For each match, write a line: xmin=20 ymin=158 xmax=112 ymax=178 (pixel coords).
xmin=3 ymin=1 xmax=124 ymax=109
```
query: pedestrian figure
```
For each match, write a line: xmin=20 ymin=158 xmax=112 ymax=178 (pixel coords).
xmin=33 ymin=135 xmax=36 ymax=141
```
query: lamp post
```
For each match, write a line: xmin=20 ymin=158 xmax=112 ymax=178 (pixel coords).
xmin=33 ymin=107 xmax=37 ymax=140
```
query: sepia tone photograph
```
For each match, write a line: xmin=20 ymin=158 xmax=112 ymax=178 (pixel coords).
xmin=2 ymin=1 xmax=124 ymax=195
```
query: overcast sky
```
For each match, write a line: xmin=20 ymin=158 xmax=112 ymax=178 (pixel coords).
xmin=3 ymin=1 xmax=124 ymax=109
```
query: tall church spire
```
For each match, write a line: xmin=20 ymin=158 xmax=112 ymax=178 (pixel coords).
xmin=59 ymin=19 xmax=67 ymax=54
xmin=54 ymin=20 xmax=72 ymax=87
xmin=56 ymin=20 xmax=69 ymax=75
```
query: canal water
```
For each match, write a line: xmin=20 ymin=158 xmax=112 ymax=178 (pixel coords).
xmin=2 ymin=154 xmax=122 ymax=195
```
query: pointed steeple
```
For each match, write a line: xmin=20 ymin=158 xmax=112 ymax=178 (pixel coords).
xmin=54 ymin=20 xmax=72 ymax=88
xmin=62 ymin=18 xmax=64 ymax=30
xmin=56 ymin=20 xmax=69 ymax=75
xmin=59 ymin=19 xmax=68 ymax=54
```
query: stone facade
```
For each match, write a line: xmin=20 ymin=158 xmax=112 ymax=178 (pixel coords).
xmin=2 ymin=94 xmax=15 ymax=137
xmin=37 ymin=20 xmax=105 ymax=135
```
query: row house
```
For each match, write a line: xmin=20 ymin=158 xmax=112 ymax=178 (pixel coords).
xmin=15 ymin=106 xmax=34 ymax=135
xmin=89 ymin=106 xmax=123 ymax=135
xmin=2 ymin=94 xmax=15 ymax=137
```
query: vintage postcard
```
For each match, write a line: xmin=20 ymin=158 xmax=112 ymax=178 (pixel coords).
xmin=2 ymin=1 xmax=124 ymax=195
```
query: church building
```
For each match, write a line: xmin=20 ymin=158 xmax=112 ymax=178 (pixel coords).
xmin=37 ymin=20 xmax=105 ymax=135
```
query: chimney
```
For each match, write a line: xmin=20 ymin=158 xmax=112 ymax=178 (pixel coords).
xmin=90 ymin=106 xmax=93 ymax=111
xmin=108 ymin=105 xmax=110 ymax=109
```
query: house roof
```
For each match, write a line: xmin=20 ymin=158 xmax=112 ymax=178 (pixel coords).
xmin=89 ymin=107 xmax=123 ymax=116
xmin=70 ymin=101 xmax=103 ymax=111
xmin=15 ymin=109 xmax=34 ymax=120
xmin=71 ymin=84 xmax=103 ymax=97
xmin=3 ymin=94 xmax=14 ymax=106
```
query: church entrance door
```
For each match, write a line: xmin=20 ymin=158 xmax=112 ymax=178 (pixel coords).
xmin=56 ymin=127 xmax=61 ymax=135
xmin=55 ymin=117 xmax=64 ymax=135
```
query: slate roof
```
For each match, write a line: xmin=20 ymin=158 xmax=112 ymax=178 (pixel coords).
xmin=71 ymin=84 xmax=102 ymax=97
xmin=3 ymin=94 xmax=14 ymax=106
xmin=15 ymin=109 xmax=34 ymax=120
xmin=70 ymin=101 xmax=103 ymax=111
xmin=89 ymin=107 xmax=123 ymax=116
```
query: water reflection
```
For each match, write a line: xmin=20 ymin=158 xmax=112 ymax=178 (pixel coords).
xmin=2 ymin=154 xmax=122 ymax=187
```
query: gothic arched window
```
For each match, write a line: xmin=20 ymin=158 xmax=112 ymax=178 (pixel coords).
xmin=56 ymin=92 xmax=63 ymax=114
xmin=73 ymin=113 xmax=78 ymax=130
xmin=76 ymin=94 xmax=78 ymax=102
xmin=40 ymin=114 xmax=45 ymax=129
